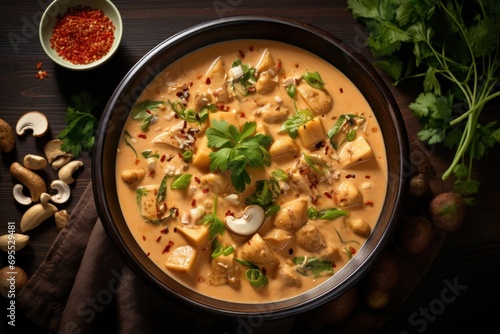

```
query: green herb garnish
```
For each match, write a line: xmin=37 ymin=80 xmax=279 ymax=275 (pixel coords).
xmin=206 ymin=120 xmax=273 ymax=192
xmin=170 ymin=174 xmax=192 ymax=190
xmin=234 ymin=258 xmax=268 ymax=288
xmin=141 ymin=150 xmax=160 ymax=159
xmin=199 ymin=196 xmax=225 ymax=240
xmin=307 ymin=207 xmax=349 ymax=220
xmin=131 ymin=100 xmax=164 ymax=130
xmin=280 ymin=108 xmax=315 ymax=139
xmin=327 ymin=114 xmax=365 ymax=150
xmin=123 ymin=131 xmax=138 ymax=158
xmin=230 ymin=59 xmax=257 ymax=96
xmin=58 ymin=92 xmax=98 ymax=156
xmin=347 ymin=0 xmax=500 ymax=203
xmin=246 ymin=178 xmax=281 ymax=216
xmin=302 ymin=71 xmax=325 ymax=89
xmin=294 ymin=256 xmax=334 ymax=278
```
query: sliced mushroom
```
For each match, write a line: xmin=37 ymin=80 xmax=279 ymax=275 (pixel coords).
xmin=16 ymin=111 xmax=49 ymax=137
xmin=58 ymin=160 xmax=83 ymax=185
xmin=225 ymin=205 xmax=265 ymax=236
xmin=44 ymin=139 xmax=68 ymax=165
xmin=50 ymin=180 xmax=71 ymax=204
xmin=12 ymin=184 xmax=32 ymax=205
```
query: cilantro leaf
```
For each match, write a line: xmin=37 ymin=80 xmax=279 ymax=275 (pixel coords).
xmin=206 ymin=120 xmax=273 ymax=192
xmin=58 ymin=92 xmax=99 ymax=156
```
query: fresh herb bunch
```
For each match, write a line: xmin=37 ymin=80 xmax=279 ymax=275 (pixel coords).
xmin=58 ymin=92 xmax=99 ymax=156
xmin=348 ymin=0 xmax=500 ymax=204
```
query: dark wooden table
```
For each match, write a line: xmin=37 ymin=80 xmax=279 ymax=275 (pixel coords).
xmin=1 ymin=1 xmax=499 ymax=333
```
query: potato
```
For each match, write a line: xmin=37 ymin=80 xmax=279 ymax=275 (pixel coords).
xmin=313 ymin=285 xmax=359 ymax=324
xmin=397 ymin=216 xmax=434 ymax=255
xmin=363 ymin=288 xmax=390 ymax=310
xmin=364 ymin=252 xmax=399 ymax=290
xmin=0 ymin=118 xmax=15 ymax=153
xmin=429 ymin=192 xmax=466 ymax=231
xmin=0 ymin=266 xmax=28 ymax=298
xmin=409 ymin=173 xmax=430 ymax=198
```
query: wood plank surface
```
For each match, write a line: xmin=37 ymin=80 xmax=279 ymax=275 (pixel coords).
xmin=1 ymin=1 xmax=499 ymax=333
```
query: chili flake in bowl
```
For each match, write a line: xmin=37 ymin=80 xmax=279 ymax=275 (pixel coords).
xmin=39 ymin=0 xmax=122 ymax=70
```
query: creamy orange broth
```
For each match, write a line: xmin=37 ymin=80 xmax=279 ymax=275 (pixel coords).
xmin=115 ymin=40 xmax=387 ymax=303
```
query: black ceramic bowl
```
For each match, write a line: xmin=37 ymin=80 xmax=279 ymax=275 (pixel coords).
xmin=93 ymin=16 xmax=409 ymax=320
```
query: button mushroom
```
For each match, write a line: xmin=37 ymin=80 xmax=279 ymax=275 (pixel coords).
xmin=224 ymin=205 xmax=266 ymax=236
xmin=16 ymin=111 xmax=49 ymax=137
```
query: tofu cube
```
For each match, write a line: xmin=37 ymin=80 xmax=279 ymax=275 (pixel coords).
xmin=165 ymin=245 xmax=197 ymax=274
xmin=339 ymin=137 xmax=373 ymax=168
xmin=177 ymin=224 xmax=210 ymax=247
xmin=298 ymin=117 xmax=326 ymax=147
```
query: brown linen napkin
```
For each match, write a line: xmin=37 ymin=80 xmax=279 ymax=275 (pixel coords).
xmin=17 ymin=182 xmax=296 ymax=334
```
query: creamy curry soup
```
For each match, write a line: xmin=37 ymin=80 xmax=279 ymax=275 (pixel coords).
xmin=115 ymin=40 xmax=387 ymax=303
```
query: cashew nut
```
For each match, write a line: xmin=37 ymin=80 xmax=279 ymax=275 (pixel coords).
xmin=54 ymin=210 xmax=70 ymax=231
xmin=12 ymin=184 xmax=32 ymax=205
xmin=23 ymin=154 xmax=48 ymax=170
xmin=121 ymin=168 xmax=146 ymax=184
xmin=16 ymin=111 xmax=49 ymax=137
xmin=225 ymin=205 xmax=265 ymax=236
xmin=40 ymin=192 xmax=51 ymax=204
xmin=50 ymin=180 xmax=71 ymax=204
xmin=58 ymin=160 xmax=83 ymax=185
xmin=0 ymin=233 xmax=29 ymax=252
xmin=20 ymin=202 xmax=58 ymax=232
xmin=10 ymin=162 xmax=46 ymax=202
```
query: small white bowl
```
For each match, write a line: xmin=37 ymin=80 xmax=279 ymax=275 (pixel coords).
xmin=39 ymin=0 xmax=123 ymax=70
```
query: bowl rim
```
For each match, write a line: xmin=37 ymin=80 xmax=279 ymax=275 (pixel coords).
xmin=39 ymin=0 xmax=123 ymax=71
xmin=92 ymin=15 xmax=409 ymax=320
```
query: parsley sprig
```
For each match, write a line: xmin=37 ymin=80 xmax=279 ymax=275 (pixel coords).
xmin=58 ymin=92 xmax=98 ymax=156
xmin=206 ymin=120 xmax=273 ymax=192
xmin=348 ymin=0 xmax=500 ymax=203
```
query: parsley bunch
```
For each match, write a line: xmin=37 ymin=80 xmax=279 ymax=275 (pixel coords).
xmin=206 ymin=120 xmax=273 ymax=192
xmin=348 ymin=0 xmax=500 ymax=203
xmin=58 ymin=92 xmax=99 ymax=156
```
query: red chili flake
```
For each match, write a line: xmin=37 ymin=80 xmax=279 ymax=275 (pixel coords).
xmin=160 ymin=227 xmax=169 ymax=234
xmin=372 ymin=127 xmax=378 ymax=133
xmin=194 ymin=176 xmax=201 ymax=183
xmin=142 ymin=235 xmax=146 ymax=241
xmin=156 ymin=235 xmax=161 ymax=242
xmin=173 ymin=227 xmax=177 ymax=232
xmin=323 ymin=191 xmax=332 ymax=199
xmin=36 ymin=62 xmax=43 ymax=69
xmin=225 ymin=210 xmax=234 ymax=217
xmin=346 ymin=174 xmax=356 ymax=179
xmin=197 ymin=276 xmax=205 ymax=283
xmin=35 ymin=70 xmax=48 ymax=80
xmin=146 ymin=252 xmax=150 ymax=256
xmin=202 ymin=188 xmax=209 ymax=193
xmin=339 ymin=88 xmax=344 ymax=93
xmin=275 ymin=61 xmax=282 ymax=70
xmin=148 ymin=170 xmax=155 ymax=177
xmin=365 ymin=175 xmax=371 ymax=179
xmin=205 ymin=77 xmax=211 ymax=85
xmin=295 ymin=63 xmax=299 ymax=68
xmin=160 ymin=154 xmax=166 ymax=162
xmin=324 ymin=145 xmax=330 ymax=155
xmin=218 ymin=104 xmax=225 ymax=111
xmin=364 ymin=200 xmax=374 ymax=206
xmin=166 ymin=155 xmax=174 ymax=162
xmin=135 ymin=159 xmax=140 ymax=165
xmin=138 ymin=134 xmax=147 ymax=139
xmin=350 ymin=247 xmax=357 ymax=255
xmin=240 ymin=112 xmax=246 ymax=118
xmin=238 ymin=49 xmax=245 ymax=58
xmin=249 ymin=46 xmax=254 ymax=51
xmin=310 ymin=195 xmax=318 ymax=204
xmin=50 ymin=5 xmax=115 ymax=65
xmin=288 ymin=248 xmax=294 ymax=255
xmin=191 ymin=199 xmax=197 ymax=207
